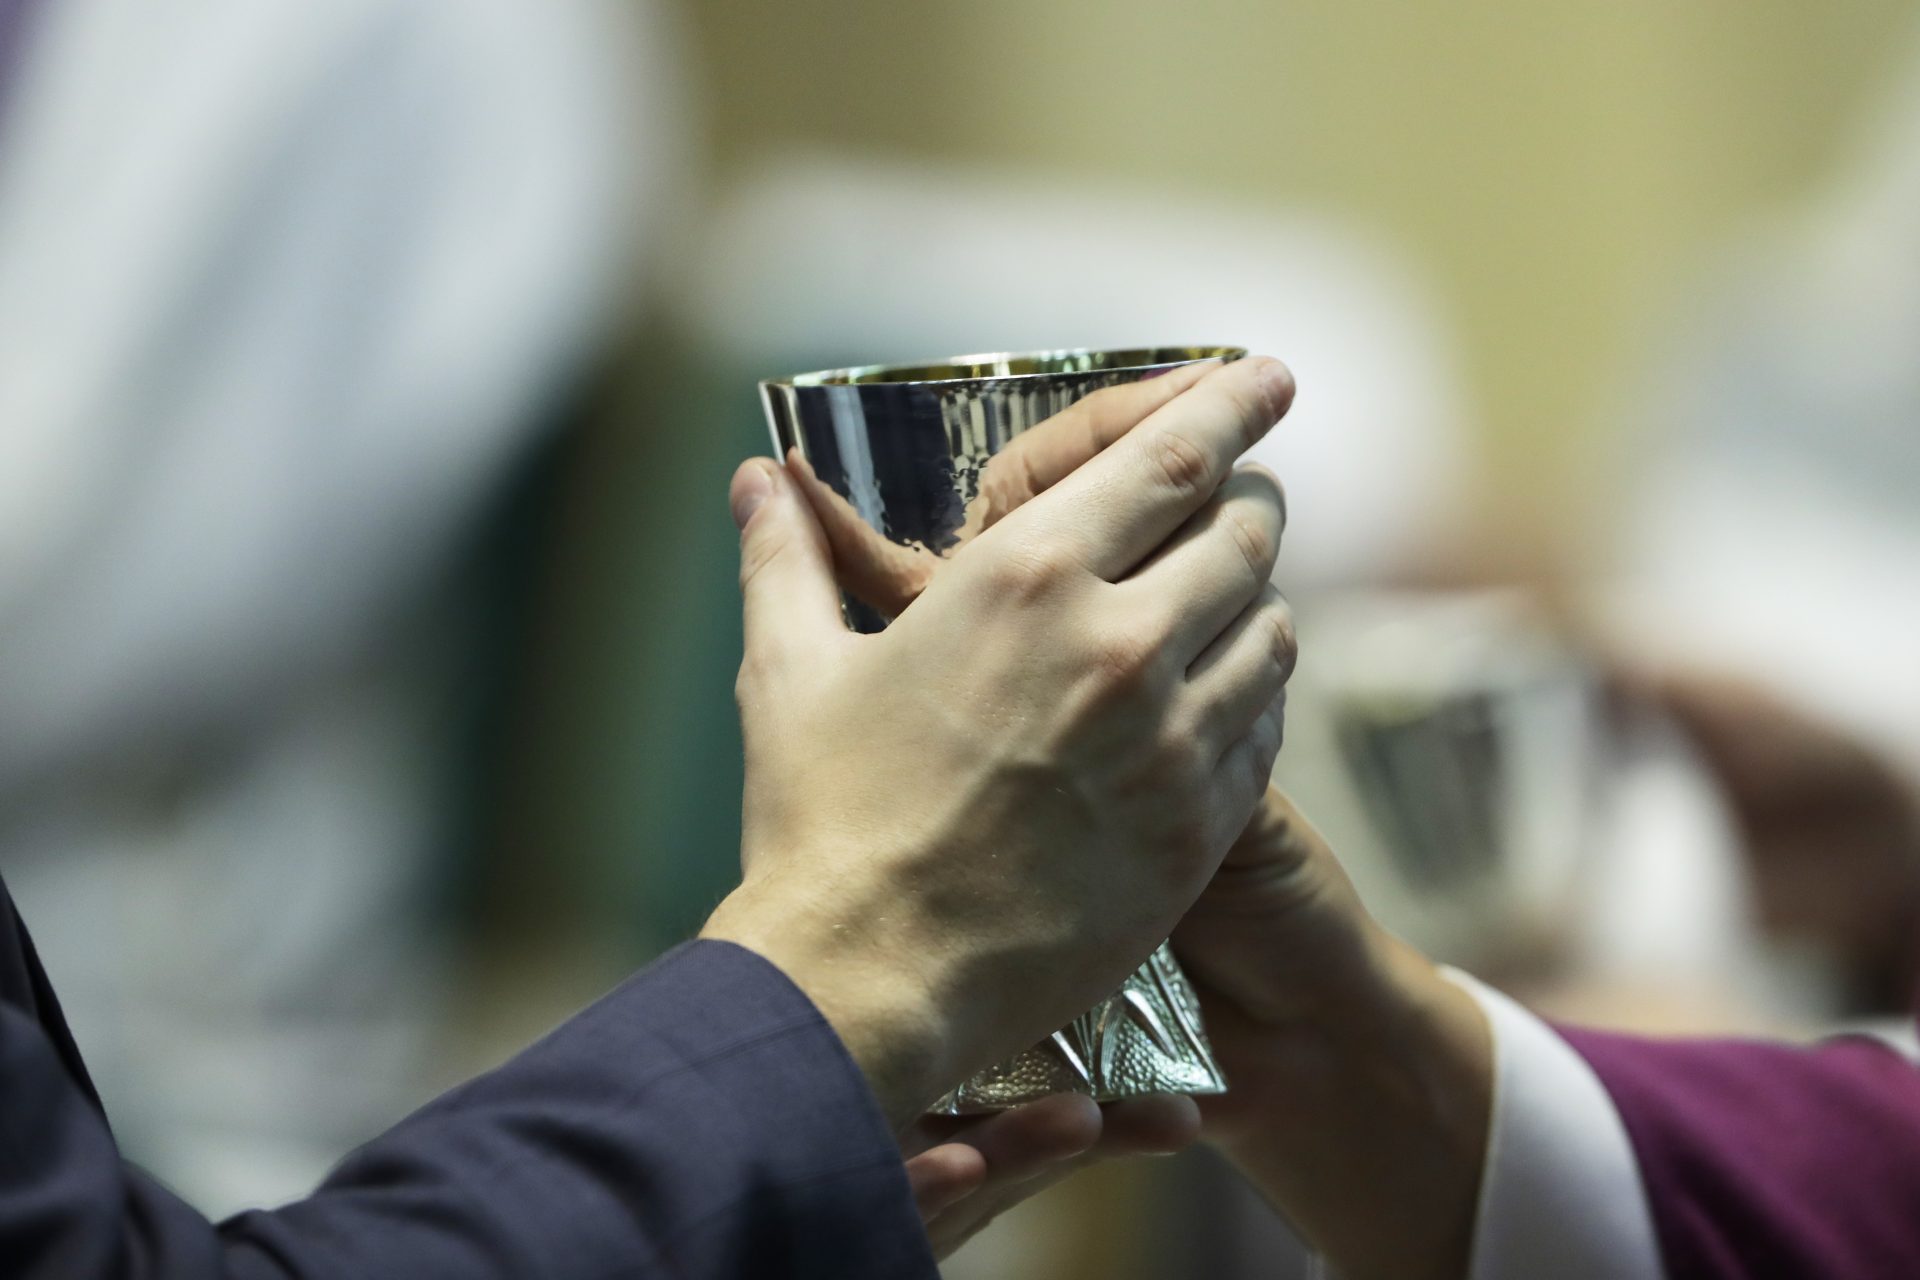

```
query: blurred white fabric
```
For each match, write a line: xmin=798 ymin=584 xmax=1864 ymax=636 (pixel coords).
xmin=1604 ymin=30 xmax=1920 ymax=783
xmin=675 ymin=153 xmax=1475 ymax=590
xmin=0 ymin=0 xmax=679 ymax=1213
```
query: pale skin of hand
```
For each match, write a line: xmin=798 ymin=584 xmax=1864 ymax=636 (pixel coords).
xmin=904 ymin=1093 xmax=1201 ymax=1258
xmin=1174 ymin=789 xmax=1492 ymax=1280
xmin=702 ymin=356 xmax=1299 ymax=1136
xmin=816 ymin=374 xmax=1494 ymax=1273
xmin=795 ymin=364 xmax=1229 ymax=1257
xmin=908 ymin=790 xmax=1493 ymax=1276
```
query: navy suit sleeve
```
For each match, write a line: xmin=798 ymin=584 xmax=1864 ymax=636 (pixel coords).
xmin=0 ymin=939 xmax=938 ymax=1280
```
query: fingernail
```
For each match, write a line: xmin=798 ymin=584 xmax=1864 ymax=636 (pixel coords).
xmin=731 ymin=461 xmax=776 ymax=529
xmin=1258 ymin=360 xmax=1295 ymax=415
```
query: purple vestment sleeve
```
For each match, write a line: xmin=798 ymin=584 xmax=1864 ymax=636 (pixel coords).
xmin=1561 ymin=1025 xmax=1920 ymax=1280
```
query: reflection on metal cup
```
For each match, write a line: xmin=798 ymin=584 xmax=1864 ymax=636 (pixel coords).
xmin=759 ymin=347 xmax=1240 ymax=1114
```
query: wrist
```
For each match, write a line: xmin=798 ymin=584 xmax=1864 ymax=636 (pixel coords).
xmin=1320 ymin=931 xmax=1492 ymax=1163
xmin=1308 ymin=925 xmax=1489 ymax=1087
xmin=702 ymin=880 xmax=958 ymax=1129
xmin=1209 ymin=925 xmax=1492 ymax=1280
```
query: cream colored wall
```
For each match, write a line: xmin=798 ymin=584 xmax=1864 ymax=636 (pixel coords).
xmin=682 ymin=0 xmax=1915 ymax=551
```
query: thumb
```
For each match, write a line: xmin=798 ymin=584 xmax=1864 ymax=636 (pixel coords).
xmin=732 ymin=456 xmax=846 ymax=666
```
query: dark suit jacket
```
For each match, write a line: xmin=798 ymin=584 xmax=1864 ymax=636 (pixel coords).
xmin=0 ymin=880 xmax=937 ymax=1278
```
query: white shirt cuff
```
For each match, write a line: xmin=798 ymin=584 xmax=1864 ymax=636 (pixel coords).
xmin=1442 ymin=969 xmax=1665 ymax=1280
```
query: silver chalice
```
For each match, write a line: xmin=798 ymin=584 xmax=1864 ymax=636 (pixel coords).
xmin=760 ymin=346 xmax=1241 ymax=1114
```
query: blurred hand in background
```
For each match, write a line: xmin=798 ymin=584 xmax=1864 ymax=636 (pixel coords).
xmin=1624 ymin=667 xmax=1920 ymax=1011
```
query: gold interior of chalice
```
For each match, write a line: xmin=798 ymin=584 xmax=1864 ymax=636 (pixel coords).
xmin=770 ymin=344 xmax=1247 ymax=388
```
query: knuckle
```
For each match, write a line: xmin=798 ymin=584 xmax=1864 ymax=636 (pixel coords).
xmin=1256 ymin=704 xmax=1285 ymax=761
xmin=1244 ymin=744 xmax=1274 ymax=794
xmin=737 ymin=537 xmax=780 ymax=593
xmin=1224 ymin=507 xmax=1275 ymax=578
xmin=1267 ymin=605 xmax=1298 ymax=675
xmin=984 ymin=542 xmax=1069 ymax=601
xmin=1246 ymin=740 xmax=1282 ymax=795
xmin=1147 ymin=430 xmax=1212 ymax=501
xmin=733 ymin=656 xmax=766 ymax=707
xmin=1253 ymin=584 xmax=1297 ymax=678
xmin=1076 ymin=382 xmax=1130 ymax=417
xmin=1156 ymin=706 xmax=1206 ymax=767
xmin=1091 ymin=624 xmax=1161 ymax=688
xmin=1155 ymin=726 xmax=1214 ymax=798
xmin=1006 ymin=445 xmax=1044 ymax=506
xmin=1241 ymin=463 xmax=1289 ymax=533
xmin=979 ymin=439 xmax=1045 ymax=512
xmin=1243 ymin=742 xmax=1275 ymax=801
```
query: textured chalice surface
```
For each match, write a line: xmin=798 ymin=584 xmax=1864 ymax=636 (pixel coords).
xmin=927 ymin=943 xmax=1225 ymax=1114
xmin=760 ymin=347 xmax=1240 ymax=1114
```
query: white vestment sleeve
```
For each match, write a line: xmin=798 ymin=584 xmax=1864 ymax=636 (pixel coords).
xmin=1442 ymin=969 xmax=1665 ymax=1280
